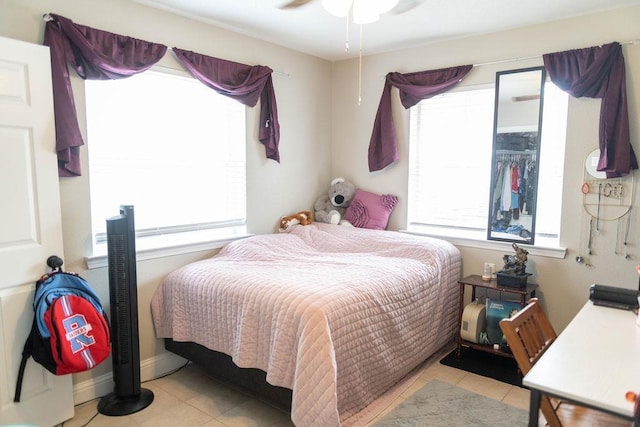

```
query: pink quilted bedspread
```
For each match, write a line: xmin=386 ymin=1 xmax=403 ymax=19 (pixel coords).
xmin=151 ymin=223 xmax=461 ymax=426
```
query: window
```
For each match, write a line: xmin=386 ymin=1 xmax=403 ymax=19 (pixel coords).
xmin=407 ymin=82 xmax=568 ymax=247
xmin=85 ymin=67 xmax=247 ymax=258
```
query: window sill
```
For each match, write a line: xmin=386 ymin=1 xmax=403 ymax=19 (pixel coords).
xmin=401 ymin=227 xmax=566 ymax=259
xmin=86 ymin=230 xmax=253 ymax=269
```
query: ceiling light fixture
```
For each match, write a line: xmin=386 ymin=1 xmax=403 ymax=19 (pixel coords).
xmin=321 ymin=0 xmax=399 ymax=25
xmin=321 ymin=0 xmax=399 ymax=105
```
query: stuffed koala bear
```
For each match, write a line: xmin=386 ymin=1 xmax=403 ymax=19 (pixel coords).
xmin=314 ymin=177 xmax=356 ymax=225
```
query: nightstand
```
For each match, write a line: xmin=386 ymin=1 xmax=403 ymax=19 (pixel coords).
xmin=457 ymin=274 xmax=538 ymax=358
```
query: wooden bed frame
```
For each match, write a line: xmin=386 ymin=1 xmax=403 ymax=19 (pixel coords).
xmin=164 ymin=339 xmax=293 ymax=411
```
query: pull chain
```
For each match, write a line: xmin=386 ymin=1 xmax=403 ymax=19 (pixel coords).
xmin=358 ymin=24 xmax=363 ymax=106
xmin=344 ymin=13 xmax=350 ymax=51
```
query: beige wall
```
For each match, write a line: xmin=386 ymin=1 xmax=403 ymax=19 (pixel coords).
xmin=2 ymin=0 xmax=639 ymax=394
xmin=330 ymin=7 xmax=640 ymax=331
xmin=0 ymin=0 xmax=332 ymax=386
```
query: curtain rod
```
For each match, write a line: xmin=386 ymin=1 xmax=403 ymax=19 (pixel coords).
xmin=43 ymin=12 xmax=632 ymax=76
xmin=164 ymin=48 xmax=291 ymax=78
xmin=473 ymin=39 xmax=639 ymax=68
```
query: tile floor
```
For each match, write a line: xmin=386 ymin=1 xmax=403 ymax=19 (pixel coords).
xmin=62 ymin=345 xmax=531 ymax=427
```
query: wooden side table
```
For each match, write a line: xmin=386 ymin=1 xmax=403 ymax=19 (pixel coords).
xmin=457 ymin=274 xmax=538 ymax=358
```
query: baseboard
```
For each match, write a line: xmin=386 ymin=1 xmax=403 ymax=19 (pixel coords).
xmin=72 ymin=351 xmax=188 ymax=405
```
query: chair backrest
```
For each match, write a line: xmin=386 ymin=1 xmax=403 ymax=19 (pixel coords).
xmin=499 ymin=298 xmax=556 ymax=375
xmin=500 ymin=298 xmax=563 ymax=427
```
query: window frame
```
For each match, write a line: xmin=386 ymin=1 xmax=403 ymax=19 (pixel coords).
xmin=404 ymin=81 xmax=567 ymax=259
xmin=84 ymin=66 xmax=251 ymax=269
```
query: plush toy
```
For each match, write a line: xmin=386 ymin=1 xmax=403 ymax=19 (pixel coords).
xmin=279 ymin=210 xmax=313 ymax=232
xmin=314 ymin=177 xmax=356 ymax=225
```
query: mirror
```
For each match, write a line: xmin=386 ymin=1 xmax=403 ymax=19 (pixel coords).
xmin=488 ymin=67 xmax=546 ymax=244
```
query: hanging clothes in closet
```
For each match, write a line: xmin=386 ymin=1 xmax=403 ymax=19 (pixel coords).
xmin=491 ymin=151 xmax=536 ymax=235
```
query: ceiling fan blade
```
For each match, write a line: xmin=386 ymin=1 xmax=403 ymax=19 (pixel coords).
xmin=390 ymin=0 xmax=421 ymax=14
xmin=279 ymin=0 xmax=315 ymax=9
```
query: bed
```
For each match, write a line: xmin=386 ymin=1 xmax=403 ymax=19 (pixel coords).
xmin=151 ymin=223 xmax=461 ymax=426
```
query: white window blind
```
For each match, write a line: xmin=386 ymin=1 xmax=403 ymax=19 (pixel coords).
xmin=533 ymin=84 xmax=568 ymax=237
xmin=85 ymin=67 xmax=246 ymax=253
xmin=408 ymin=83 xmax=567 ymax=244
xmin=408 ymin=86 xmax=495 ymax=231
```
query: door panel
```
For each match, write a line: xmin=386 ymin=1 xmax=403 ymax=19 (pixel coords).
xmin=0 ymin=36 xmax=73 ymax=427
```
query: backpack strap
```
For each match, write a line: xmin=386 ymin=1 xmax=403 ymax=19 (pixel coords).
xmin=15 ymin=256 xmax=66 ymax=402
xmin=14 ymin=319 xmax=36 ymax=402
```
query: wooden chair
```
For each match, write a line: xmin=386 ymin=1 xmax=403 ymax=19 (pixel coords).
xmin=499 ymin=298 xmax=632 ymax=427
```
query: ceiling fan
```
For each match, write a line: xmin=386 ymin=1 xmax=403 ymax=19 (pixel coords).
xmin=280 ymin=0 xmax=420 ymax=19
xmin=280 ymin=0 xmax=314 ymax=8
xmin=280 ymin=0 xmax=420 ymax=105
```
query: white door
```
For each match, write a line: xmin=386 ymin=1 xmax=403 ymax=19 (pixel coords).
xmin=0 ymin=36 xmax=73 ymax=426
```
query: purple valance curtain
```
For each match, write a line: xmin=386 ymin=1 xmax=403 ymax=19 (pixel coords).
xmin=368 ymin=65 xmax=473 ymax=172
xmin=172 ymin=48 xmax=280 ymax=163
xmin=44 ymin=13 xmax=167 ymax=176
xmin=543 ymin=42 xmax=637 ymax=178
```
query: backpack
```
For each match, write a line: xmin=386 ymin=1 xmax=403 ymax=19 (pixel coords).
xmin=14 ymin=259 xmax=111 ymax=402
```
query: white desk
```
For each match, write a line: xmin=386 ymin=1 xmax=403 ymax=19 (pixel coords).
xmin=523 ymin=301 xmax=640 ymax=426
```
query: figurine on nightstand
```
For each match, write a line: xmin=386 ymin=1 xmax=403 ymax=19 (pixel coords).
xmin=502 ymin=243 xmax=528 ymax=275
xmin=497 ymin=243 xmax=531 ymax=288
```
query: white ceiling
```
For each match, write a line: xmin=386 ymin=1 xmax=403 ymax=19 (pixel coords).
xmin=131 ymin=0 xmax=640 ymax=61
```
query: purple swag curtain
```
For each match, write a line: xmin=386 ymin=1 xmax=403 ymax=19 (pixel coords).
xmin=368 ymin=65 xmax=473 ymax=172
xmin=43 ymin=13 xmax=167 ymax=176
xmin=172 ymin=48 xmax=280 ymax=163
xmin=543 ymin=42 xmax=638 ymax=178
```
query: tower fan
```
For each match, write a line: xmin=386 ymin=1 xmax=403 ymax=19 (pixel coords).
xmin=98 ymin=205 xmax=154 ymax=415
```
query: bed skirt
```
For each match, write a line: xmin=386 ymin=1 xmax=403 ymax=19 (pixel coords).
xmin=164 ymin=338 xmax=293 ymax=411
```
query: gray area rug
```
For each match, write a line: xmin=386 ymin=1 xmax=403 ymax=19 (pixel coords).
xmin=374 ymin=380 xmax=528 ymax=426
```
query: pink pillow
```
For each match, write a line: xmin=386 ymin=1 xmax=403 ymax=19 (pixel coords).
xmin=344 ymin=189 xmax=398 ymax=230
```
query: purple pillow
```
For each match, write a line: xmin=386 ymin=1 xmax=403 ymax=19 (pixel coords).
xmin=344 ymin=189 xmax=398 ymax=230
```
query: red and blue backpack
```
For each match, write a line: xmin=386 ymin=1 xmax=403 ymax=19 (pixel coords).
xmin=14 ymin=256 xmax=111 ymax=402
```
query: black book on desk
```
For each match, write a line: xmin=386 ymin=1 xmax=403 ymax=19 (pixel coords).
xmin=589 ymin=284 xmax=639 ymax=311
